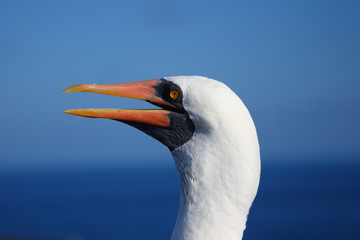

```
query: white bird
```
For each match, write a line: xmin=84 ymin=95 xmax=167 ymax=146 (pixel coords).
xmin=63 ymin=76 xmax=261 ymax=240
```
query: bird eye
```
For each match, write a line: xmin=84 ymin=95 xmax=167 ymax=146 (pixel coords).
xmin=169 ymin=89 xmax=180 ymax=100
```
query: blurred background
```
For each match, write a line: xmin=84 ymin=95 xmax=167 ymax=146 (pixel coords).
xmin=0 ymin=0 xmax=359 ymax=239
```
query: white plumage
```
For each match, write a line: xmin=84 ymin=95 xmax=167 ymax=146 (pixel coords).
xmin=165 ymin=76 xmax=260 ymax=240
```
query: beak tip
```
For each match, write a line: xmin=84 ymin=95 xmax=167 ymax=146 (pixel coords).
xmin=62 ymin=84 xmax=95 ymax=93
xmin=62 ymin=86 xmax=77 ymax=93
xmin=62 ymin=109 xmax=98 ymax=118
xmin=63 ymin=109 xmax=84 ymax=116
xmin=63 ymin=109 xmax=74 ymax=115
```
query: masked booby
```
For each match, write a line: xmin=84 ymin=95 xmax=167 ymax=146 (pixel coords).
xmin=63 ymin=76 xmax=260 ymax=240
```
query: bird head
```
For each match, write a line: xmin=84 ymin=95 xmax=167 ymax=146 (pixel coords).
xmin=63 ymin=76 xmax=253 ymax=151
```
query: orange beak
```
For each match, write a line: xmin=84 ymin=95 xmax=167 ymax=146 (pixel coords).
xmin=63 ymin=79 xmax=173 ymax=127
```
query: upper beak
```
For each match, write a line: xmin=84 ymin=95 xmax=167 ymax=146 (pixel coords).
xmin=63 ymin=79 xmax=173 ymax=127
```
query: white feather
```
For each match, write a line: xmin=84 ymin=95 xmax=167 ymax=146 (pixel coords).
xmin=165 ymin=76 xmax=260 ymax=240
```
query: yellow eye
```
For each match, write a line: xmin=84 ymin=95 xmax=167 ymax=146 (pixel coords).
xmin=169 ymin=89 xmax=180 ymax=99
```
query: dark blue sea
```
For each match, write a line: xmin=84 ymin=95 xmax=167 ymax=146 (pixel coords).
xmin=0 ymin=161 xmax=359 ymax=240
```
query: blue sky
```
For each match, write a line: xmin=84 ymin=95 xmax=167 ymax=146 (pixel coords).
xmin=0 ymin=0 xmax=359 ymax=169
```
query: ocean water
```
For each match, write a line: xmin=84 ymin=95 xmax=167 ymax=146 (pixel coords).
xmin=0 ymin=161 xmax=359 ymax=240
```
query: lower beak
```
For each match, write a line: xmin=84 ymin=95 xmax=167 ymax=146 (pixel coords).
xmin=63 ymin=79 xmax=172 ymax=127
xmin=63 ymin=109 xmax=170 ymax=127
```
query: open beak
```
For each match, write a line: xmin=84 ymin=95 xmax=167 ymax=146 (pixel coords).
xmin=63 ymin=79 xmax=173 ymax=127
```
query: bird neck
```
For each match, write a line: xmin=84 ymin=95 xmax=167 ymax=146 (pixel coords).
xmin=170 ymin=128 xmax=260 ymax=240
